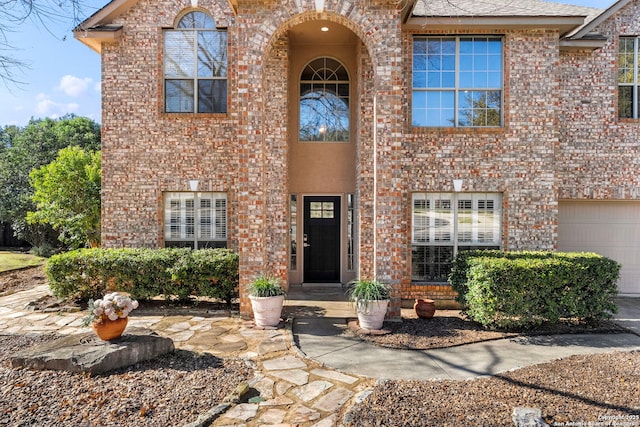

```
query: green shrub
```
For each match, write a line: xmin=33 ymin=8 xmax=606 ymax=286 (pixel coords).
xmin=168 ymin=249 xmax=239 ymax=304
xmin=450 ymin=251 xmax=620 ymax=329
xmin=29 ymin=243 xmax=57 ymax=258
xmin=46 ymin=248 xmax=239 ymax=303
xmin=449 ymin=249 xmax=506 ymax=306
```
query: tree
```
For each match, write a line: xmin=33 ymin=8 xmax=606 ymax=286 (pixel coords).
xmin=27 ymin=146 xmax=101 ymax=248
xmin=0 ymin=0 xmax=86 ymax=85
xmin=0 ymin=115 xmax=101 ymax=247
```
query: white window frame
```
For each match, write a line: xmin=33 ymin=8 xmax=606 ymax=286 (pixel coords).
xmin=411 ymin=192 xmax=502 ymax=282
xmin=164 ymin=192 xmax=227 ymax=249
xmin=412 ymin=36 xmax=503 ymax=128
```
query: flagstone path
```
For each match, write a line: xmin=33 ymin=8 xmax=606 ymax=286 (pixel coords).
xmin=0 ymin=285 xmax=373 ymax=426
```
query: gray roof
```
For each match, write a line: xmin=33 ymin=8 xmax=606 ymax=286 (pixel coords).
xmin=412 ymin=0 xmax=602 ymax=19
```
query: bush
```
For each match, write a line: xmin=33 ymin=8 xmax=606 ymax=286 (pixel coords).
xmin=168 ymin=249 xmax=239 ymax=304
xmin=29 ymin=243 xmax=58 ymax=258
xmin=450 ymin=250 xmax=564 ymax=307
xmin=450 ymin=250 xmax=620 ymax=329
xmin=45 ymin=248 xmax=239 ymax=303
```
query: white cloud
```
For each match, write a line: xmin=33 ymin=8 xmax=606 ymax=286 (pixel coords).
xmin=57 ymin=75 xmax=93 ymax=97
xmin=35 ymin=93 xmax=79 ymax=117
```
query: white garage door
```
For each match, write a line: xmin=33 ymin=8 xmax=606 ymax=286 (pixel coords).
xmin=558 ymin=201 xmax=640 ymax=296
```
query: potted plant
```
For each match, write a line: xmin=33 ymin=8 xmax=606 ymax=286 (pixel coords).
xmin=347 ymin=279 xmax=391 ymax=330
xmin=81 ymin=292 xmax=139 ymax=340
xmin=248 ymin=275 xmax=286 ymax=327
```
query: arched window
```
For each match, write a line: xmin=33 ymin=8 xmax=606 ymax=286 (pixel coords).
xmin=299 ymin=57 xmax=349 ymax=142
xmin=164 ymin=11 xmax=227 ymax=113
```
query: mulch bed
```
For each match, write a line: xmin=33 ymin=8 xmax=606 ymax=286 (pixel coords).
xmin=351 ymin=308 xmax=627 ymax=350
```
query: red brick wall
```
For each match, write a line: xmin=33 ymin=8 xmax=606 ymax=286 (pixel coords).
xmin=97 ymin=0 xmax=640 ymax=320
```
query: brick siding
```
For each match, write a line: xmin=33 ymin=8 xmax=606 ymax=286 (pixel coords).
xmin=98 ymin=0 xmax=640 ymax=319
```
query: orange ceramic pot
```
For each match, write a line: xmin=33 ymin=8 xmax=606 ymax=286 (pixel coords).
xmin=92 ymin=317 xmax=128 ymax=341
xmin=414 ymin=298 xmax=436 ymax=319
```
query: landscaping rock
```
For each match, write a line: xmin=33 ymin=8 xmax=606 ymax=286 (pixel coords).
xmin=512 ymin=407 xmax=549 ymax=427
xmin=10 ymin=327 xmax=174 ymax=374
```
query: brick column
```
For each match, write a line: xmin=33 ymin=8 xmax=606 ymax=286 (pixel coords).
xmin=370 ymin=13 xmax=406 ymax=320
xmin=236 ymin=17 xmax=268 ymax=319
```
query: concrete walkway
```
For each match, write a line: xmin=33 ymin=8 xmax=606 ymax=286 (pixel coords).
xmin=293 ymin=316 xmax=640 ymax=380
xmin=287 ymin=286 xmax=640 ymax=380
xmin=1 ymin=283 xmax=639 ymax=426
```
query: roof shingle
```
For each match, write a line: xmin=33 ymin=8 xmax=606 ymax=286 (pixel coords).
xmin=412 ymin=0 xmax=602 ymax=19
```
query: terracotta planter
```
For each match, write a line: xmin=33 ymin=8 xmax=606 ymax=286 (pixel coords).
xmin=356 ymin=299 xmax=389 ymax=330
xmin=249 ymin=295 xmax=285 ymax=327
xmin=414 ymin=298 xmax=436 ymax=319
xmin=92 ymin=317 xmax=128 ymax=341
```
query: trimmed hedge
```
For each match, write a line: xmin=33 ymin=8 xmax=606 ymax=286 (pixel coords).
xmin=449 ymin=250 xmax=620 ymax=329
xmin=45 ymin=248 xmax=239 ymax=304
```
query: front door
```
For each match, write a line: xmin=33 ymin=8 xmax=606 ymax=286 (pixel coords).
xmin=303 ymin=196 xmax=341 ymax=282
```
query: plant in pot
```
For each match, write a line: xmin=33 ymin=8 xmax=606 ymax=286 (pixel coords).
xmin=248 ymin=275 xmax=286 ymax=327
xmin=81 ymin=292 xmax=139 ymax=341
xmin=347 ymin=279 xmax=391 ymax=330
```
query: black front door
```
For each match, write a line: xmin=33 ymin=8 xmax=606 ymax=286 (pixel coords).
xmin=303 ymin=196 xmax=341 ymax=282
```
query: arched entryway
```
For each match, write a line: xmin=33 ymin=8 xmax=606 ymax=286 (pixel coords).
xmin=286 ymin=20 xmax=365 ymax=287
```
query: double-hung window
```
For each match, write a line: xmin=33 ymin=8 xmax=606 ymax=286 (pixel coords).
xmin=411 ymin=193 xmax=502 ymax=282
xmin=164 ymin=11 xmax=227 ymax=114
xmin=164 ymin=192 xmax=227 ymax=249
xmin=412 ymin=36 xmax=503 ymax=127
xmin=619 ymin=36 xmax=640 ymax=119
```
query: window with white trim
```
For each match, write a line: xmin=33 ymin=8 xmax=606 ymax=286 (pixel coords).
xmin=619 ymin=36 xmax=639 ymax=119
xmin=412 ymin=36 xmax=503 ymax=127
xmin=299 ymin=57 xmax=350 ymax=142
xmin=164 ymin=192 xmax=227 ymax=249
xmin=164 ymin=11 xmax=227 ymax=114
xmin=411 ymin=193 xmax=502 ymax=282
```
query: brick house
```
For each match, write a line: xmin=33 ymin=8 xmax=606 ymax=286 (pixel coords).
xmin=74 ymin=0 xmax=640 ymax=319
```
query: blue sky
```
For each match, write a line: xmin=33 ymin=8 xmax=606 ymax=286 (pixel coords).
xmin=0 ymin=0 xmax=616 ymax=127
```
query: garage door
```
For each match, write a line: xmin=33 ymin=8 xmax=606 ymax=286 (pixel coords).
xmin=558 ymin=201 xmax=640 ymax=296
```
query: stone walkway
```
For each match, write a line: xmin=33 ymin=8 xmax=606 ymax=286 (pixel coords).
xmin=0 ymin=285 xmax=372 ymax=426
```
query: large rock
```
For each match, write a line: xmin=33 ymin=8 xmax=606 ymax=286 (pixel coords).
xmin=10 ymin=327 xmax=174 ymax=374
xmin=512 ymin=407 xmax=550 ymax=427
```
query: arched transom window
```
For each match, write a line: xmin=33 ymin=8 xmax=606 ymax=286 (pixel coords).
xmin=164 ymin=11 xmax=227 ymax=114
xmin=299 ymin=57 xmax=349 ymax=142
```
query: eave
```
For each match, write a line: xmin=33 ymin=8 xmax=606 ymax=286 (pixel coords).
xmin=559 ymin=36 xmax=607 ymax=51
xmin=404 ymin=15 xmax=587 ymax=36
xmin=74 ymin=26 xmax=123 ymax=54
xmin=568 ymin=0 xmax=631 ymax=39
xmin=73 ymin=0 xmax=137 ymax=54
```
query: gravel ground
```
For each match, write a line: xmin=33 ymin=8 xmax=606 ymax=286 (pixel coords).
xmin=342 ymin=351 xmax=640 ymax=427
xmin=0 ymin=266 xmax=47 ymax=296
xmin=0 ymin=334 xmax=253 ymax=426
xmin=3 ymin=267 xmax=640 ymax=426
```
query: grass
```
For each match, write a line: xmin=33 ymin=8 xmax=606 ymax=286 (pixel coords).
xmin=0 ymin=251 xmax=45 ymax=273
